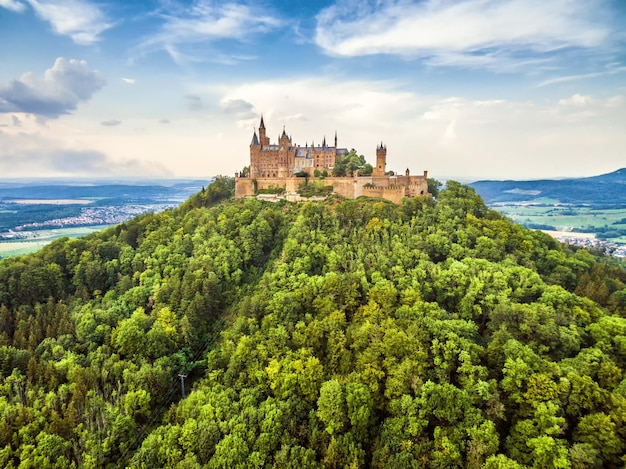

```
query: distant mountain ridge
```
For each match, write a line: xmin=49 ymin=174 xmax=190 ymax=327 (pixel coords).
xmin=470 ymin=168 xmax=626 ymax=206
xmin=0 ymin=180 xmax=206 ymax=202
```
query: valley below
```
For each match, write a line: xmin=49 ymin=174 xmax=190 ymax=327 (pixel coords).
xmin=0 ymin=179 xmax=209 ymax=258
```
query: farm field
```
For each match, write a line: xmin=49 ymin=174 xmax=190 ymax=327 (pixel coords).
xmin=493 ymin=204 xmax=626 ymax=243
xmin=0 ymin=178 xmax=209 ymax=258
xmin=470 ymin=168 xmax=626 ymax=244
xmin=0 ymin=225 xmax=111 ymax=259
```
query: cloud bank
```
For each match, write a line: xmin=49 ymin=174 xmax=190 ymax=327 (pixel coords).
xmin=0 ymin=147 xmax=169 ymax=177
xmin=0 ymin=114 xmax=170 ymax=178
xmin=315 ymin=0 xmax=613 ymax=68
xmin=0 ymin=57 xmax=106 ymax=118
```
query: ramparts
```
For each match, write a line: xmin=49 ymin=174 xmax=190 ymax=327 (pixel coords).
xmin=235 ymin=172 xmax=430 ymax=205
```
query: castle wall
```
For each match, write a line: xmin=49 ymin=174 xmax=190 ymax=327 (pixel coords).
xmin=394 ymin=175 xmax=429 ymax=197
xmin=253 ymin=177 xmax=300 ymax=193
xmin=235 ymin=177 xmax=255 ymax=198
xmin=371 ymin=176 xmax=392 ymax=187
xmin=362 ymin=186 xmax=405 ymax=204
xmin=236 ymin=175 xmax=428 ymax=205
xmin=325 ymin=177 xmax=356 ymax=199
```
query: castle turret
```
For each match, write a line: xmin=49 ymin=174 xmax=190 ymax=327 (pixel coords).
xmin=374 ymin=142 xmax=387 ymax=177
xmin=258 ymin=115 xmax=269 ymax=146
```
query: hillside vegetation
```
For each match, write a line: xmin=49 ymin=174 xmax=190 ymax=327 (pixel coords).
xmin=1 ymin=177 xmax=626 ymax=468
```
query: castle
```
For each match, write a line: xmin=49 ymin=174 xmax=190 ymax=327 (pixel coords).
xmin=235 ymin=117 xmax=429 ymax=204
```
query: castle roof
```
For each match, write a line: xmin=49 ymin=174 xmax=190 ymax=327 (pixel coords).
xmin=295 ymin=148 xmax=313 ymax=158
xmin=259 ymin=115 xmax=265 ymax=129
xmin=250 ymin=130 xmax=259 ymax=146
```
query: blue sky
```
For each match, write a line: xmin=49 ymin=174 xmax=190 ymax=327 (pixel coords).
xmin=1 ymin=0 xmax=625 ymax=180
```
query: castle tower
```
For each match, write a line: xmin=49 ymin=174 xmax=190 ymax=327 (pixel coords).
xmin=258 ymin=115 xmax=270 ymax=147
xmin=250 ymin=129 xmax=259 ymax=146
xmin=374 ymin=142 xmax=387 ymax=177
xmin=249 ymin=128 xmax=261 ymax=178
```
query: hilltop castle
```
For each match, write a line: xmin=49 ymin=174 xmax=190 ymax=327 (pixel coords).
xmin=235 ymin=117 xmax=429 ymax=204
xmin=248 ymin=115 xmax=349 ymax=178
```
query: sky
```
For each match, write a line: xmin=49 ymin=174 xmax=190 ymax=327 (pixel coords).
xmin=0 ymin=0 xmax=625 ymax=181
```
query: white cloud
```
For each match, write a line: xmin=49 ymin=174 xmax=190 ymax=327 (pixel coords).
xmin=441 ymin=119 xmax=457 ymax=145
xmin=0 ymin=0 xmax=26 ymax=12
xmin=135 ymin=1 xmax=283 ymax=62
xmin=0 ymin=57 xmax=106 ymax=118
xmin=220 ymin=98 xmax=256 ymax=120
xmin=121 ymin=77 xmax=137 ymax=84
xmin=537 ymin=65 xmax=626 ymax=87
xmin=558 ymin=94 xmax=594 ymax=107
xmin=315 ymin=0 xmax=613 ymax=69
xmin=25 ymin=0 xmax=112 ymax=45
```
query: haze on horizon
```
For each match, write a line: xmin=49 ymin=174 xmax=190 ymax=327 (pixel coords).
xmin=1 ymin=0 xmax=625 ymax=181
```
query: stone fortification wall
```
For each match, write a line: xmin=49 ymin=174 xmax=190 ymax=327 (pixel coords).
xmin=256 ymin=177 xmax=300 ymax=192
xmin=361 ymin=186 xmax=406 ymax=205
xmin=236 ymin=174 xmax=429 ymax=205
xmin=392 ymin=175 xmax=429 ymax=197
xmin=324 ymin=177 xmax=356 ymax=199
xmin=235 ymin=177 xmax=254 ymax=198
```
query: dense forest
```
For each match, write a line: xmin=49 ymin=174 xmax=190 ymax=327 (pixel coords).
xmin=1 ymin=177 xmax=625 ymax=468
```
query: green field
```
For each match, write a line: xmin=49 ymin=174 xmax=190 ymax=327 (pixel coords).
xmin=493 ymin=204 xmax=626 ymax=242
xmin=0 ymin=225 xmax=111 ymax=259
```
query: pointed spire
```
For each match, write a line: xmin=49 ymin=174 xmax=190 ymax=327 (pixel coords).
xmin=322 ymin=135 xmax=326 ymax=147
xmin=250 ymin=128 xmax=259 ymax=146
xmin=334 ymin=131 xmax=337 ymax=148
xmin=259 ymin=115 xmax=265 ymax=129
xmin=282 ymin=125 xmax=287 ymax=137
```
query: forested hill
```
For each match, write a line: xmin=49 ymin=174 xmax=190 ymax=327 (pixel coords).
xmin=1 ymin=177 xmax=626 ymax=468
xmin=470 ymin=167 xmax=626 ymax=206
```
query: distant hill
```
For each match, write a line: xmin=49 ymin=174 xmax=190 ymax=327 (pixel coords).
xmin=470 ymin=168 xmax=626 ymax=206
xmin=0 ymin=179 xmax=207 ymax=203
